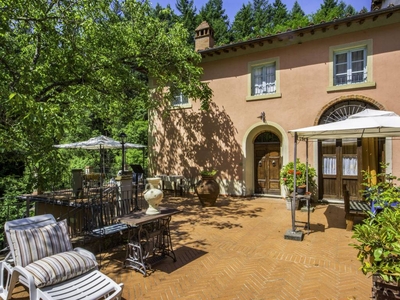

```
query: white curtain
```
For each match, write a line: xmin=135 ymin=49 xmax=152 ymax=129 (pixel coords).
xmin=323 ymin=157 xmax=336 ymax=175
xmin=343 ymin=156 xmax=358 ymax=176
xmin=253 ymin=65 xmax=276 ymax=95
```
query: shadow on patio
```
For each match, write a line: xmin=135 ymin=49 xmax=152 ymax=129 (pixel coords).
xmin=9 ymin=194 xmax=372 ymax=300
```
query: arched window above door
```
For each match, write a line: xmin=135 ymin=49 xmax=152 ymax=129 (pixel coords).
xmin=254 ymin=131 xmax=280 ymax=143
xmin=319 ymin=100 xmax=378 ymax=124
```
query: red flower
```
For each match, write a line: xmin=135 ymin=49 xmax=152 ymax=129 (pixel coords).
xmin=287 ymin=170 xmax=301 ymax=175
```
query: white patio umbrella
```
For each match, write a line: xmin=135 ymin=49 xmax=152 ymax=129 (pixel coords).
xmin=286 ymin=109 xmax=400 ymax=241
xmin=53 ymin=135 xmax=146 ymax=150
xmin=54 ymin=135 xmax=146 ymax=175
xmin=54 ymin=135 xmax=146 ymax=225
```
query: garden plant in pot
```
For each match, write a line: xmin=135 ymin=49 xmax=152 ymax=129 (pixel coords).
xmin=351 ymin=165 xmax=400 ymax=299
xmin=280 ymin=159 xmax=316 ymax=209
xmin=195 ymin=169 xmax=219 ymax=207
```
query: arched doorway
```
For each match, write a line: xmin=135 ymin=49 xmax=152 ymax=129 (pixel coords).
xmin=317 ymin=100 xmax=385 ymax=199
xmin=254 ymin=131 xmax=281 ymax=195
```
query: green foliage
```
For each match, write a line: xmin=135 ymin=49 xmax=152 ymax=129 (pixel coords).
xmin=311 ymin=0 xmax=355 ymax=23
xmin=271 ymin=0 xmax=289 ymax=28
xmin=361 ymin=163 xmax=400 ymax=208
xmin=0 ymin=0 xmax=211 ymax=196
xmin=200 ymin=169 xmax=218 ymax=177
xmin=0 ymin=175 xmax=30 ymax=245
xmin=253 ymin=0 xmax=272 ymax=36
xmin=351 ymin=207 xmax=400 ymax=282
xmin=231 ymin=3 xmax=253 ymax=41
xmin=280 ymin=159 xmax=317 ymax=193
xmin=176 ymin=0 xmax=197 ymax=44
xmin=290 ymin=1 xmax=305 ymax=18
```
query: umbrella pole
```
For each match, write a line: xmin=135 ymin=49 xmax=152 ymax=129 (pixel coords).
xmin=284 ymin=132 xmax=304 ymax=241
xmin=292 ymin=133 xmax=297 ymax=232
xmin=100 ymin=145 xmax=103 ymax=227
xmin=306 ymin=138 xmax=309 ymax=192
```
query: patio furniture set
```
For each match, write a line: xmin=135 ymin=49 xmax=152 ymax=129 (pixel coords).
xmin=0 ymin=206 xmax=181 ymax=299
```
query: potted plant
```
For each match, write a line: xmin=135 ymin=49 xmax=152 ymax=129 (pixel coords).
xmin=361 ymin=163 xmax=400 ymax=212
xmin=351 ymin=166 xmax=400 ymax=299
xmin=351 ymin=207 xmax=400 ymax=299
xmin=280 ymin=159 xmax=316 ymax=210
xmin=280 ymin=159 xmax=316 ymax=195
xmin=200 ymin=169 xmax=218 ymax=179
xmin=196 ymin=169 xmax=219 ymax=207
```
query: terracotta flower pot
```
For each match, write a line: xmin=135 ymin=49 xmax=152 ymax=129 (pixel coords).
xmin=195 ymin=176 xmax=219 ymax=207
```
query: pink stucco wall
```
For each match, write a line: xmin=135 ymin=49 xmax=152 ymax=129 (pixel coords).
xmin=151 ymin=10 xmax=400 ymax=197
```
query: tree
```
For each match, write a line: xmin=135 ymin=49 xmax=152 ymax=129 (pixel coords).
xmin=290 ymin=1 xmax=305 ymax=18
xmin=253 ymin=0 xmax=272 ymax=36
xmin=197 ymin=0 xmax=230 ymax=45
xmin=311 ymin=0 xmax=354 ymax=23
xmin=271 ymin=0 xmax=289 ymax=29
xmin=230 ymin=3 xmax=253 ymax=41
xmin=285 ymin=1 xmax=310 ymax=31
xmin=152 ymin=3 xmax=179 ymax=27
xmin=0 ymin=0 xmax=212 ymax=193
xmin=344 ymin=4 xmax=356 ymax=16
xmin=176 ymin=0 xmax=197 ymax=44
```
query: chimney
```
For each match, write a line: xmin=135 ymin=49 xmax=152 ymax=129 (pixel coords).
xmin=371 ymin=0 xmax=383 ymax=10
xmin=195 ymin=21 xmax=215 ymax=52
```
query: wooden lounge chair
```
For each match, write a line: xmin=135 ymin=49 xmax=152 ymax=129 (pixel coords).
xmin=0 ymin=214 xmax=123 ymax=300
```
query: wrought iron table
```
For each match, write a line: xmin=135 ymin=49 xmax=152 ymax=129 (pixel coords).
xmin=117 ymin=207 xmax=181 ymax=276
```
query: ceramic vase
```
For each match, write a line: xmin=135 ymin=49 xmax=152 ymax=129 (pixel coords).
xmin=195 ymin=175 xmax=219 ymax=207
xmin=143 ymin=177 xmax=163 ymax=215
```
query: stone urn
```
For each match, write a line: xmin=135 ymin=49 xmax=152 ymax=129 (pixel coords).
xmin=195 ymin=175 xmax=219 ymax=207
xmin=143 ymin=177 xmax=163 ymax=215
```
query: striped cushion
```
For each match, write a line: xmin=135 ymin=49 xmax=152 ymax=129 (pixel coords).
xmin=9 ymin=219 xmax=73 ymax=267
xmin=25 ymin=251 xmax=97 ymax=288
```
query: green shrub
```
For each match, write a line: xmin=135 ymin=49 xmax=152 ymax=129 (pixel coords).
xmin=351 ymin=207 xmax=400 ymax=282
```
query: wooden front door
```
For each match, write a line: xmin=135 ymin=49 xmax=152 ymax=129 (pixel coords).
xmin=255 ymin=143 xmax=281 ymax=194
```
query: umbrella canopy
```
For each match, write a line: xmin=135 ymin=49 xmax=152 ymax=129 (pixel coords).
xmin=285 ymin=109 xmax=400 ymax=239
xmin=54 ymin=135 xmax=146 ymax=176
xmin=289 ymin=109 xmax=400 ymax=139
xmin=53 ymin=135 xmax=146 ymax=150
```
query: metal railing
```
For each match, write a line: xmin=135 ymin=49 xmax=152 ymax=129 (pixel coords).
xmin=13 ymin=184 xmax=147 ymax=239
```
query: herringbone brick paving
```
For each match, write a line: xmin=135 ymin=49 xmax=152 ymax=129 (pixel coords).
xmin=10 ymin=194 xmax=371 ymax=299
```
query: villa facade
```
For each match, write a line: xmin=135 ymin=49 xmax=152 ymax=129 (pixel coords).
xmin=149 ymin=2 xmax=400 ymax=201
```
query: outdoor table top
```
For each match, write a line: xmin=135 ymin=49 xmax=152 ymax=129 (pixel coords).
xmin=116 ymin=207 xmax=181 ymax=226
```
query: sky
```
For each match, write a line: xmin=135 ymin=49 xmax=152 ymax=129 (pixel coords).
xmin=151 ymin=0 xmax=372 ymax=22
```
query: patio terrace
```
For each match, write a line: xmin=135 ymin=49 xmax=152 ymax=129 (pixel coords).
xmin=9 ymin=194 xmax=371 ymax=299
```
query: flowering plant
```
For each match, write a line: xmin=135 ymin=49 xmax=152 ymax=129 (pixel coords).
xmin=280 ymin=159 xmax=316 ymax=193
